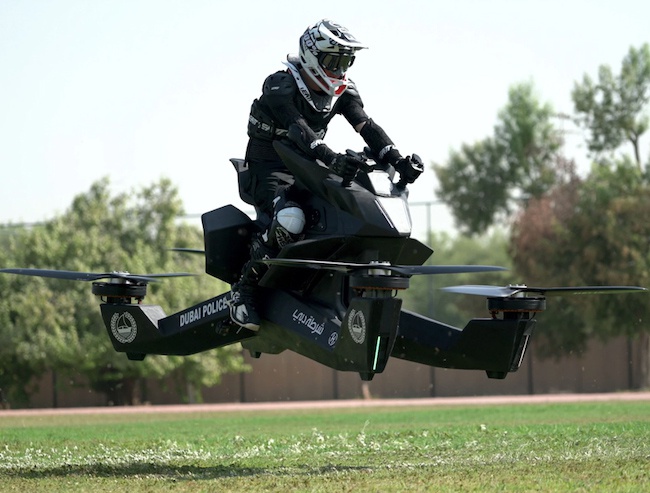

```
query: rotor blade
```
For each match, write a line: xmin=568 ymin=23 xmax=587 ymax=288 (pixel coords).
xmin=442 ymin=285 xmax=520 ymax=297
xmin=0 ymin=268 xmax=112 ymax=282
xmin=261 ymin=258 xmax=361 ymax=272
xmin=443 ymin=284 xmax=648 ymax=297
xmin=391 ymin=265 xmax=507 ymax=276
xmin=0 ymin=268 xmax=195 ymax=284
xmin=136 ymin=272 xmax=196 ymax=280
xmin=170 ymin=248 xmax=205 ymax=255
xmin=138 ymin=272 xmax=196 ymax=278
xmin=525 ymin=286 xmax=648 ymax=296
xmin=112 ymin=272 xmax=196 ymax=283
xmin=262 ymin=259 xmax=506 ymax=276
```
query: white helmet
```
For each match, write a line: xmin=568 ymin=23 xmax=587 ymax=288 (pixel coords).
xmin=298 ymin=19 xmax=367 ymax=97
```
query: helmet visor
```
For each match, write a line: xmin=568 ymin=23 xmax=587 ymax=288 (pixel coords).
xmin=318 ymin=52 xmax=355 ymax=77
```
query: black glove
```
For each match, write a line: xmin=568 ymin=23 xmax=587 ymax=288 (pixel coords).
xmin=395 ymin=154 xmax=424 ymax=184
xmin=331 ymin=153 xmax=365 ymax=185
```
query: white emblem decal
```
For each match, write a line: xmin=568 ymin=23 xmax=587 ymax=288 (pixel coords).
xmin=328 ymin=332 xmax=339 ymax=347
xmin=347 ymin=309 xmax=366 ymax=344
xmin=110 ymin=312 xmax=138 ymax=344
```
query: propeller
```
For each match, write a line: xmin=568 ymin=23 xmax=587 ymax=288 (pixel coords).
xmin=261 ymin=258 xmax=507 ymax=277
xmin=443 ymin=284 xmax=648 ymax=297
xmin=0 ymin=268 xmax=195 ymax=284
xmin=170 ymin=248 xmax=205 ymax=255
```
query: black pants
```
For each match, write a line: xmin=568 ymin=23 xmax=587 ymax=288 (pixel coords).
xmin=246 ymin=159 xmax=294 ymax=224
xmin=243 ymin=137 xmax=310 ymax=227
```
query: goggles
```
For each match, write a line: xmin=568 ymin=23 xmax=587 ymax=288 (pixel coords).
xmin=318 ymin=51 xmax=356 ymax=77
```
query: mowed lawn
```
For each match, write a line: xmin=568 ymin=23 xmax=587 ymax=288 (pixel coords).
xmin=1 ymin=398 xmax=649 ymax=492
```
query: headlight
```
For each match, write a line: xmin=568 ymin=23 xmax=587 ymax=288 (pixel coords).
xmin=375 ymin=197 xmax=412 ymax=235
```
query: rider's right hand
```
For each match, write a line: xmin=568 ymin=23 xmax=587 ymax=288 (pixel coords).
xmin=331 ymin=153 xmax=365 ymax=184
xmin=396 ymin=154 xmax=424 ymax=184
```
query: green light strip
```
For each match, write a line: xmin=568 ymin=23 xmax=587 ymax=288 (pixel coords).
xmin=372 ymin=337 xmax=382 ymax=371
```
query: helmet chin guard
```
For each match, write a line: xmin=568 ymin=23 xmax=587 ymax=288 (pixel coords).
xmin=298 ymin=19 xmax=367 ymax=97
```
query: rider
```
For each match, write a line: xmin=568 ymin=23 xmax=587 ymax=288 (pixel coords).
xmin=229 ymin=19 xmax=424 ymax=330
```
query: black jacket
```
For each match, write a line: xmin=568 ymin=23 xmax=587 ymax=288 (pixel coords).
xmin=245 ymin=58 xmax=398 ymax=167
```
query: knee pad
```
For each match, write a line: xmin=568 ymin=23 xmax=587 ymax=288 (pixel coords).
xmin=264 ymin=201 xmax=305 ymax=248
xmin=276 ymin=204 xmax=305 ymax=234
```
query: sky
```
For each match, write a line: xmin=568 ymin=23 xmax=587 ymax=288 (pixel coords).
xmin=1 ymin=0 xmax=649 ymax=240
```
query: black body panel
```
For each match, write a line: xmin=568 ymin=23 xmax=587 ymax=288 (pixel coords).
xmin=100 ymin=142 xmax=538 ymax=380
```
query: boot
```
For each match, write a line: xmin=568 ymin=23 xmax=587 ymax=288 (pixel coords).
xmin=229 ymin=235 xmax=277 ymax=331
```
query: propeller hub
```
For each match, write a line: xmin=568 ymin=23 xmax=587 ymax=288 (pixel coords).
xmin=365 ymin=261 xmax=393 ymax=277
xmin=488 ymin=296 xmax=546 ymax=315
xmin=350 ymin=274 xmax=410 ymax=291
xmin=506 ymin=284 xmax=528 ymax=298
xmin=110 ymin=271 xmax=132 ymax=284
xmin=92 ymin=281 xmax=147 ymax=303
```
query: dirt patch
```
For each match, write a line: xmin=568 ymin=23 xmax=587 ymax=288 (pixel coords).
xmin=2 ymin=391 xmax=649 ymax=417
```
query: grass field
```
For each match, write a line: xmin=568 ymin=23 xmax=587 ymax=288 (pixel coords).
xmin=1 ymin=399 xmax=649 ymax=492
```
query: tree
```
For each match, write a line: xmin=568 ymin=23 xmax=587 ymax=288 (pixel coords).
xmin=509 ymin=159 xmax=592 ymax=355
xmin=510 ymin=44 xmax=650 ymax=385
xmin=434 ymin=82 xmax=562 ymax=235
xmin=0 ymin=178 xmax=248 ymax=406
xmin=0 ymin=229 xmax=81 ymax=407
xmin=435 ymin=45 xmax=650 ymax=387
xmin=511 ymin=158 xmax=650 ymax=381
xmin=572 ymin=43 xmax=650 ymax=171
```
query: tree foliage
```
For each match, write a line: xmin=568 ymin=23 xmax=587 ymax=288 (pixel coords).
xmin=572 ymin=43 xmax=650 ymax=169
xmin=511 ymin=157 xmax=650 ymax=357
xmin=0 ymin=178 xmax=247 ymax=406
xmin=437 ymin=44 xmax=650 ymax=377
xmin=510 ymin=44 xmax=650 ymax=365
xmin=434 ymin=82 xmax=562 ymax=235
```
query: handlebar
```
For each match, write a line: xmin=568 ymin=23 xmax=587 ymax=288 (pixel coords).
xmin=395 ymin=177 xmax=408 ymax=191
xmin=340 ymin=149 xmax=408 ymax=193
xmin=340 ymin=149 xmax=382 ymax=188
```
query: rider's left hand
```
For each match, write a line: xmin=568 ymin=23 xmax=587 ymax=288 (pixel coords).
xmin=331 ymin=153 xmax=365 ymax=183
xmin=396 ymin=154 xmax=424 ymax=184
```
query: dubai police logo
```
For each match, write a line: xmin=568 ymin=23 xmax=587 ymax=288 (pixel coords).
xmin=110 ymin=312 xmax=138 ymax=344
xmin=347 ymin=309 xmax=366 ymax=344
